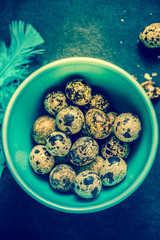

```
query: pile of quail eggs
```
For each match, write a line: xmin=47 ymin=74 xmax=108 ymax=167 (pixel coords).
xmin=29 ymin=77 xmax=142 ymax=199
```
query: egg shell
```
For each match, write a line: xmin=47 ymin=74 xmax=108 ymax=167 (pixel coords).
xmin=106 ymin=112 xmax=119 ymax=134
xmin=74 ymin=170 xmax=102 ymax=198
xmin=44 ymin=91 xmax=68 ymax=116
xmin=49 ymin=164 xmax=76 ymax=192
xmin=70 ymin=136 xmax=99 ymax=166
xmin=85 ymin=108 xmax=113 ymax=139
xmin=29 ymin=145 xmax=55 ymax=174
xmin=74 ymin=155 xmax=104 ymax=176
xmin=106 ymin=112 xmax=118 ymax=124
xmin=88 ymin=93 xmax=110 ymax=112
xmin=141 ymin=81 xmax=160 ymax=99
xmin=101 ymin=135 xmax=130 ymax=159
xmin=139 ymin=23 xmax=160 ymax=48
xmin=56 ymin=106 xmax=84 ymax=135
xmin=65 ymin=78 xmax=92 ymax=105
xmin=46 ymin=131 xmax=72 ymax=157
xmin=32 ymin=115 xmax=56 ymax=144
xmin=100 ymin=156 xmax=127 ymax=186
xmin=113 ymin=113 xmax=141 ymax=142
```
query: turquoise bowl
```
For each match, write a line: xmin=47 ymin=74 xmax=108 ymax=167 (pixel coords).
xmin=2 ymin=57 xmax=158 ymax=213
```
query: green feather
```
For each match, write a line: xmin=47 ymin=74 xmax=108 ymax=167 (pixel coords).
xmin=0 ymin=20 xmax=44 ymax=87
xmin=0 ymin=21 xmax=45 ymax=178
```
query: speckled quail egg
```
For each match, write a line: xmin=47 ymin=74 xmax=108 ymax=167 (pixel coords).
xmin=74 ymin=170 xmax=102 ymax=199
xmin=141 ymin=81 xmax=160 ymax=99
xmin=100 ymin=156 xmax=127 ymax=186
xmin=29 ymin=145 xmax=55 ymax=174
xmin=49 ymin=164 xmax=76 ymax=192
xmin=65 ymin=78 xmax=92 ymax=105
xmin=106 ymin=112 xmax=118 ymax=125
xmin=46 ymin=131 xmax=72 ymax=157
xmin=85 ymin=109 xmax=112 ymax=139
xmin=44 ymin=91 xmax=68 ymax=116
xmin=32 ymin=115 xmax=56 ymax=144
xmin=101 ymin=135 xmax=130 ymax=159
xmin=74 ymin=155 xmax=104 ymax=176
xmin=56 ymin=106 xmax=84 ymax=135
xmin=70 ymin=136 xmax=99 ymax=166
xmin=88 ymin=93 xmax=110 ymax=112
xmin=139 ymin=23 xmax=160 ymax=48
xmin=106 ymin=112 xmax=119 ymax=133
xmin=113 ymin=113 xmax=141 ymax=142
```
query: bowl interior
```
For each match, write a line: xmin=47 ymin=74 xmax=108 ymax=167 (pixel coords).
xmin=2 ymin=58 xmax=158 ymax=213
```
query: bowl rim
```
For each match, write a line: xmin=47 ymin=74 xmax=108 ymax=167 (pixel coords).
xmin=2 ymin=57 xmax=159 ymax=214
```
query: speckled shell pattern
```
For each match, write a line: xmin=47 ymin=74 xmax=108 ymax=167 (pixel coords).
xmin=49 ymin=164 xmax=76 ymax=192
xmin=29 ymin=145 xmax=55 ymax=174
xmin=106 ymin=112 xmax=118 ymax=133
xmin=56 ymin=106 xmax=84 ymax=134
xmin=74 ymin=155 xmax=104 ymax=176
xmin=44 ymin=91 xmax=68 ymax=116
xmin=139 ymin=23 xmax=160 ymax=48
xmin=65 ymin=79 xmax=92 ymax=105
xmin=74 ymin=170 xmax=102 ymax=198
xmin=32 ymin=115 xmax=56 ymax=144
xmin=100 ymin=156 xmax=127 ymax=186
xmin=89 ymin=93 xmax=110 ymax=112
xmin=85 ymin=108 xmax=113 ymax=139
xmin=46 ymin=131 xmax=72 ymax=157
xmin=106 ymin=112 xmax=118 ymax=124
xmin=141 ymin=81 xmax=160 ymax=99
xmin=101 ymin=135 xmax=130 ymax=159
xmin=70 ymin=136 xmax=99 ymax=166
xmin=113 ymin=113 xmax=141 ymax=142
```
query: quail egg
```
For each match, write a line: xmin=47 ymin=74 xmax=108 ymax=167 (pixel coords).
xmin=106 ymin=112 xmax=118 ymax=125
xmin=139 ymin=23 xmax=160 ymax=48
xmin=88 ymin=93 xmax=110 ymax=112
xmin=74 ymin=155 xmax=104 ymax=176
xmin=74 ymin=170 xmax=102 ymax=199
xmin=46 ymin=131 xmax=72 ymax=157
xmin=32 ymin=115 xmax=56 ymax=144
xmin=100 ymin=156 xmax=127 ymax=186
xmin=70 ymin=136 xmax=99 ymax=166
xmin=106 ymin=112 xmax=119 ymax=133
xmin=56 ymin=106 xmax=84 ymax=135
xmin=113 ymin=113 xmax=141 ymax=142
xmin=65 ymin=78 xmax=92 ymax=105
xmin=101 ymin=135 xmax=130 ymax=159
xmin=29 ymin=145 xmax=55 ymax=174
xmin=44 ymin=91 xmax=68 ymax=116
xmin=85 ymin=109 xmax=112 ymax=139
xmin=49 ymin=164 xmax=76 ymax=192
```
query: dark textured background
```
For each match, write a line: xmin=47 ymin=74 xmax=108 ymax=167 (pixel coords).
xmin=0 ymin=0 xmax=160 ymax=239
